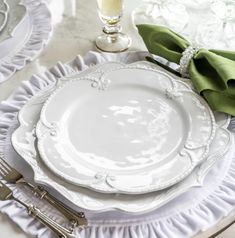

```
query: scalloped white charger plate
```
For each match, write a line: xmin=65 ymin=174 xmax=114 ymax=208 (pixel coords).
xmin=12 ymin=61 xmax=233 ymax=214
xmin=35 ymin=63 xmax=216 ymax=194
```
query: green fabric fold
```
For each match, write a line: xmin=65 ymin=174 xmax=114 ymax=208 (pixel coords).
xmin=137 ymin=24 xmax=235 ymax=116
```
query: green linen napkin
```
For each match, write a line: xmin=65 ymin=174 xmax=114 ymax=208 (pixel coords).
xmin=137 ymin=24 xmax=235 ymax=116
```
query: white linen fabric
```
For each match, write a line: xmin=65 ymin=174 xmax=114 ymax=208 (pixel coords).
xmin=0 ymin=51 xmax=235 ymax=238
xmin=0 ymin=0 xmax=52 ymax=83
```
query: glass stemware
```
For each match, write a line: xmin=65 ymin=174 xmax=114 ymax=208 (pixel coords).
xmin=211 ymin=0 xmax=235 ymax=23
xmin=206 ymin=0 xmax=235 ymax=48
xmin=95 ymin=0 xmax=131 ymax=52
xmin=132 ymin=0 xmax=189 ymax=33
xmin=194 ymin=0 xmax=235 ymax=50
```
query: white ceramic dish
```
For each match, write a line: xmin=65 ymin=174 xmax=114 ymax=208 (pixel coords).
xmin=0 ymin=0 xmax=11 ymax=34
xmin=36 ymin=64 xmax=216 ymax=194
xmin=0 ymin=0 xmax=28 ymax=58
xmin=0 ymin=0 xmax=26 ymax=42
xmin=12 ymin=62 xmax=233 ymax=214
xmin=0 ymin=0 xmax=52 ymax=83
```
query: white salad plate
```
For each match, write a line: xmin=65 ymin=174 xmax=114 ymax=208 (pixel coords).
xmin=12 ymin=62 xmax=232 ymax=214
xmin=35 ymin=63 xmax=216 ymax=194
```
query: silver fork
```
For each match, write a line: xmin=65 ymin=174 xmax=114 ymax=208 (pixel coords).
xmin=0 ymin=181 xmax=75 ymax=238
xmin=0 ymin=156 xmax=87 ymax=228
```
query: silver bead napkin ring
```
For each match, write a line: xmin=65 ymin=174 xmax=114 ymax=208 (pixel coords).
xmin=179 ymin=44 xmax=200 ymax=78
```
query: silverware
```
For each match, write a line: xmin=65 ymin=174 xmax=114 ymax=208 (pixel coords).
xmin=0 ymin=181 xmax=75 ymax=238
xmin=0 ymin=156 xmax=87 ymax=228
xmin=208 ymin=220 xmax=235 ymax=238
xmin=145 ymin=56 xmax=181 ymax=77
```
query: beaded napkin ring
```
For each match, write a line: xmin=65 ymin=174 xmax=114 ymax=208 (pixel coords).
xmin=179 ymin=44 xmax=201 ymax=78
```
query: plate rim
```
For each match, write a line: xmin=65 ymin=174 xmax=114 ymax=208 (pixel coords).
xmin=0 ymin=0 xmax=52 ymax=83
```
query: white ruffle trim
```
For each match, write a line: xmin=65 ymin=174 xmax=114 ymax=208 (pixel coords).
xmin=0 ymin=0 xmax=52 ymax=83
xmin=0 ymin=51 xmax=235 ymax=238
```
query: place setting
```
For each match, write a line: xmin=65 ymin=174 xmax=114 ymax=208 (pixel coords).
xmin=1 ymin=0 xmax=235 ymax=238
xmin=0 ymin=0 xmax=52 ymax=83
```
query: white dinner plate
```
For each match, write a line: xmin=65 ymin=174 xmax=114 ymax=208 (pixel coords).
xmin=12 ymin=62 xmax=232 ymax=213
xmin=12 ymin=62 xmax=233 ymax=214
xmin=35 ymin=64 xmax=216 ymax=194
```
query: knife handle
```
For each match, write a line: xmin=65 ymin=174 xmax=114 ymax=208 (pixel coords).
xmin=28 ymin=184 xmax=87 ymax=228
xmin=27 ymin=205 xmax=76 ymax=238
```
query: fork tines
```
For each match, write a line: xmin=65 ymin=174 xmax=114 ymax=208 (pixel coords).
xmin=0 ymin=157 xmax=11 ymax=175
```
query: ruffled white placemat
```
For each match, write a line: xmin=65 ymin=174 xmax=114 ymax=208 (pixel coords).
xmin=0 ymin=0 xmax=52 ymax=83
xmin=0 ymin=51 xmax=235 ymax=238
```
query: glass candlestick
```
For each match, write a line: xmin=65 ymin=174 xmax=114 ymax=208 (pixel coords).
xmin=95 ymin=0 xmax=131 ymax=52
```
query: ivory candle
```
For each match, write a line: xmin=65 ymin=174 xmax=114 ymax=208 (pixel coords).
xmin=97 ymin=0 xmax=123 ymax=17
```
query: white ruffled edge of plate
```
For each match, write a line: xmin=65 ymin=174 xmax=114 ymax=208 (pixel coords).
xmin=0 ymin=0 xmax=52 ymax=83
xmin=0 ymin=51 xmax=235 ymax=238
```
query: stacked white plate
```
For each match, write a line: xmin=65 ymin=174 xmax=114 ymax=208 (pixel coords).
xmin=11 ymin=61 xmax=233 ymax=214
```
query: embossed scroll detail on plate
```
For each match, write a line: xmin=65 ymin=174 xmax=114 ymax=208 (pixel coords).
xmin=35 ymin=64 xmax=216 ymax=194
xmin=12 ymin=61 xmax=232 ymax=213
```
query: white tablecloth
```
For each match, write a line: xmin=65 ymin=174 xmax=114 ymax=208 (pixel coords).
xmin=0 ymin=51 xmax=235 ymax=238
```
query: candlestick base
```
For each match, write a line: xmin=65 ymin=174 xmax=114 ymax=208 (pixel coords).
xmin=95 ymin=32 xmax=131 ymax=53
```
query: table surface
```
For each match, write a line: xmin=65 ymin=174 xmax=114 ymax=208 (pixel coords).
xmin=0 ymin=0 xmax=235 ymax=237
